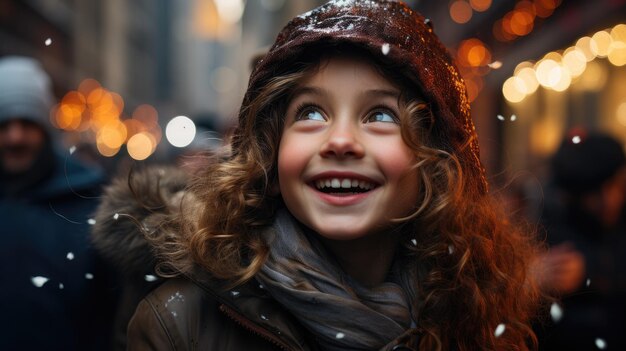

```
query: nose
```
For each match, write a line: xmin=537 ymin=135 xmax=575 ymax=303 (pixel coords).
xmin=2 ymin=120 xmax=26 ymax=143
xmin=319 ymin=120 xmax=365 ymax=159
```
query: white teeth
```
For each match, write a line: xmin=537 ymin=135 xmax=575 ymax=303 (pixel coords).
xmin=314 ymin=177 xmax=375 ymax=191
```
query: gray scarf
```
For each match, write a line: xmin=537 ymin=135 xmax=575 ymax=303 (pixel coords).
xmin=256 ymin=210 xmax=417 ymax=350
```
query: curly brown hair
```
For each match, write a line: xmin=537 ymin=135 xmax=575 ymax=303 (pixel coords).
xmin=157 ymin=47 xmax=544 ymax=350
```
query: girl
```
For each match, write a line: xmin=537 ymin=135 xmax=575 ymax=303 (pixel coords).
xmin=95 ymin=1 xmax=543 ymax=350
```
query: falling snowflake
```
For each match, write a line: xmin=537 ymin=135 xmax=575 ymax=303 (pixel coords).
xmin=550 ymin=302 xmax=563 ymax=323
xmin=66 ymin=252 xmax=75 ymax=260
xmin=144 ymin=275 xmax=158 ymax=282
xmin=411 ymin=239 xmax=417 ymax=246
xmin=113 ymin=213 xmax=119 ymax=220
xmin=488 ymin=61 xmax=503 ymax=69
xmin=87 ymin=218 xmax=96 ymax=225
xmin=586 ymin=278 xmax=591 ymax=287
xmin=45 ymin=38 xmax=52 ymax=46
xmin=494 ymin=323 xmax=506 ymax=337
xmin=497 ymin=114 xmax=505 ymax=121
xmin=336 ymin=332 xmax=345 ymax=339
xmin=166 ymin=291 xmax=185 ymax=307
xmin=572 ymin=136 xmax=581 ymax=144
xmin=261 ymin=314 xmax=268 ymax=321
xmin=259 ymin=283 xmax=265 ymax=289
xmin=381 ymin=43 xmax=391 ymax=55
xmin=595 ymin=338 xmax=607 ymax=349
xmin=448 ymin=245 xmax=455 ymax=254
xmin=59 ymin=283 xmax=64 ymax=289
xmin=69 ymin=146 xmax=76 ymax=155
xmin=510 ymin=114 xmax=517 ymax=121
xmin=230 ymin=291 xmax=240 ymax=297
xmin=85 ymin=273 xmax=94 ymax=279
xmin=31 ymin=276 xmax=49 ymax=287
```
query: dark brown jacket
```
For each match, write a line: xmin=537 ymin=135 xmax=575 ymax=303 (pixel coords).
xmin=128 ymin=271 xmax=418 ymax=351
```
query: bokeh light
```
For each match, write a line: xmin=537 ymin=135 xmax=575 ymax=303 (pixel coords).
xmin=469 ymin=0 xmax=491 ymax=12
xmin=214 ymin=0 xmax=245 ymax=24
xmin=503 ymin=76 xmax=527 ymax=103
xmin=502 ymin=22 xmax=622 ymax=104
xmin=450 ymin=1 xmax=473 ymax=24
xmin=590 ymin=30 xmax=613 ymax=58
xmin=562 ymin=47 xmax=587 ymax=77
xmin=127 ymin=132 xmax=155 ymax=160
xmin=457 ymin=38 xmax=491 ymax=67
xmin=166 ymin=116 xmax=196 ymax=148
xmin=616 ymin=102 xmax=626 ymax=126
xmin=516 ymin=67 xmax=539 ymax=95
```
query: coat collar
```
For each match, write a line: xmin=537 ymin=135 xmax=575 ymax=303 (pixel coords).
xmin=185 ymin=266 xmax=419 ymax=351
xmin=186 ymin=266 xmax=316 ymax=351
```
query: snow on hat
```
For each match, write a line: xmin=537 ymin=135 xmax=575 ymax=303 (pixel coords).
xmin=552 ymin=132 xmax=626 ymax=194
xmin=241 ymin=0 xmax=487 ymax=193
xmin=0 ymin=56 xmax=55 ymax=134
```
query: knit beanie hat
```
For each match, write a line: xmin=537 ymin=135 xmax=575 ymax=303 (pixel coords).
xmin=241 ymin=0 xmax=487 ymax=193
xmin=552 ymin=132 xmax=626 ymax=194
xmin=0 ymin=56 xmax=55 ymax=135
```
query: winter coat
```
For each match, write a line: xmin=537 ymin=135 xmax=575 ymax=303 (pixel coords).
xmin=0 ymin=152 xmax=116 ymax=351
xmin=91 ymin=166 xmax=418 ymax=351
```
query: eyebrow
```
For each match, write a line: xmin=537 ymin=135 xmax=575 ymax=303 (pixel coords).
xmin=290 ymin=86 xmax=401 ymax=100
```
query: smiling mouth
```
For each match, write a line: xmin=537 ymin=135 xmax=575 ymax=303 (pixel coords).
xmin=311 ymin=177 xmax=378 ymax=195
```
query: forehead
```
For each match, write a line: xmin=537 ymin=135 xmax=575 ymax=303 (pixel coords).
xmin=299 ymin=55 xmax=399 ymax=91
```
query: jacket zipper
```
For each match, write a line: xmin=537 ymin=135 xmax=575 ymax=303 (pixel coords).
xmin=219 ymin=303 xmax=295 ymax=351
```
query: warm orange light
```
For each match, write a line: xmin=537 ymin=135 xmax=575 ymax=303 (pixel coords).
xmin=515 ymin=1 xmax=536 ymax=17
xmin=96 ymin=140 xmax=120 ymax=157
xmin=123 ymin=119 xmax=146 ymax=140
xmin=87 ymin=87 xmax=106 ymax=107
xmin=493 ymin=20 xmax=516 ymax=42
xmin=132 ymin=104 xmax=159 ymax=128
xmin=56 ymin=104 xmax=81 ymax=130
xmin=55 ymin=91 xmax=87 ymax=131
xmin=510 ymin=10 xmax=534 ymax=36
xmin=97 ymin=120 xmax=127 ymax=149
xmin=590 ymin=30 xmax=613 ymax=58
xmin=468 ymin=45 xmax=490 ymax=67
xmin=127 ymin=132 xmax=155 ymax=161
xmin=469 ymin=0 xmax=491 ymax=12
xmin=450 ymin=1 xmax=473 ymax=24
xmin=110 ymin=92 xmax=125 ymax=115
xmin=608 ymin=41 xmax=626 ymax=66
xmin=78 ymin=79 xmax=100 ymax=97
xmin=458 ymin=39 xmax=491 ymax=67
xmin=534 ymin=0 xmax=558 ymax=18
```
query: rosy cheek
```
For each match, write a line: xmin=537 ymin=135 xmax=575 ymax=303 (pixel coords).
xmin=379 ymin=142 xmax=415 ymax=173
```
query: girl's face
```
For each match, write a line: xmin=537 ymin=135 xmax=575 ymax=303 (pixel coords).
xmin=277 ymin=56 xmax=420 ymax=242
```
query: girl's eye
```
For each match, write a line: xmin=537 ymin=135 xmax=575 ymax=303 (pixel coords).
xmin=366 ymin=110 xmax=398 ymax=124
xmin=296 ymin=107 xmax=326 ymax=122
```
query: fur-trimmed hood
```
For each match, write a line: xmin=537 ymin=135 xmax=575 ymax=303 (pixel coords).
xmin=91 ymin=166 xmax=189 ymax=278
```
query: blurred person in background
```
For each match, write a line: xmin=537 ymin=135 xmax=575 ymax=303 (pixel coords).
xmin=536 ymin=131 xmax=626 ymax=350
xmin=0 ymin=56 xmax=116 ymax=350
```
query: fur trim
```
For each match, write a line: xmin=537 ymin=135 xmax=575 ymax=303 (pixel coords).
xmin=91 ymin=166 xmax=189 ymax=277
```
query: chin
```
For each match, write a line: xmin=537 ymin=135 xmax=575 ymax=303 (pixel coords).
xmin=309 ymin=225 xmax=373 ymax=242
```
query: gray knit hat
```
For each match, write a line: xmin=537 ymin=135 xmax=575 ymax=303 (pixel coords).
xmin=0 ymin=56 xmax=55 ymax=132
